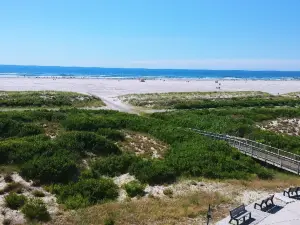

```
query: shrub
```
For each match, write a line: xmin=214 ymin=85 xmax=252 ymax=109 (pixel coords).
xmin=0 ymin=110 xmax=66 ymax=123
xmin=21 ymin=198 xmax=50 ymax=222
xmin=0 ymin=146 xmax=9 ymax=164
xmin=92 ymin=153 xmax=138 ymax=177
xmin=0 ymin=107 xmax=284 ymax=187
xmin=21 ymin=152 xmax=78 ymax=184
xmin=0 ymin=136 xmax=56 ymax=164
xmin=97 ymin=128 xmax=125 ymax=141
xmin=79 ymin=169 xmax=94 ymax=180
xmin=257 ymin=169 xmax=274 ymax=179
xmin=0 ymin=118 xmax=42 ymax=138
xmin=55 ymin=131 xmax=121 ymax=156
xmin=55 ymin=178 xmax=119 ymax=207
xmin=129 ymin=160 xmax=176 ymax=185
xmin=104 ymin=217 xmax=115 ymax=225
xmin=124 ymin=180 xmax=145 ymax=197
xmin=5 ymin=192 xmax=27 ymax=209
xmin=173 ymin=97 xmax=300 ymax=110
xmin=62 ymin=115 xmax=123 ymax=131
xmin=32 ymin=190 xmax=45 ymax=197
xmin=18 ymin=123 xmax=43 ymax=137
xmin=163 ymin=139 xmax=269 ymax=180
xmin=64 ymin=195 xmax=89 ymax=209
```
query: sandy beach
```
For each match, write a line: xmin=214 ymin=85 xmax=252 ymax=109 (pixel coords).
xmin=2 ymin=78 xmax=300 ymax=96
xmin=1 ymin=78 xmax=300 ymax=112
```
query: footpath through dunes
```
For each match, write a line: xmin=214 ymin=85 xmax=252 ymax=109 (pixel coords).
xmin=98 ymin=95 xmax=138 ymax=113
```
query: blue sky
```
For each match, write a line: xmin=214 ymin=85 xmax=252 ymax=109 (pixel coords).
xmin=0 ymin=0 xmax=299 ymax=70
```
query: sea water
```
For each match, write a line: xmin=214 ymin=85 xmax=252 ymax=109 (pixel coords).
xmin=0 ymin=65 xmax=300 ymax=80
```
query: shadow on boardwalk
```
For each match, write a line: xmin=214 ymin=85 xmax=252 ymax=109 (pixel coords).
xmin=216 ymin=193 xmax=294 ymax=225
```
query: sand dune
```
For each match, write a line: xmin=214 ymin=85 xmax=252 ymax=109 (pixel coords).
xmin=1 ymin=78 xmax=300 ymax=112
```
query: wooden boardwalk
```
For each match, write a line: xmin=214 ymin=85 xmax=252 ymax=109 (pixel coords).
xmin=192 ymin=129 xmax=300 ymax=175
xmin=216 ymin=193 xmax=295 ymax=225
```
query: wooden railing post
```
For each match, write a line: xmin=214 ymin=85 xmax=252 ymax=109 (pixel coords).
xmin=278 ymin=150 xmax=282 ymax=167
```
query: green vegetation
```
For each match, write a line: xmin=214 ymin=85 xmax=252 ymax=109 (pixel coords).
xmin=0 ymin=136 xmax=55 ymax=164
xmin=92 ymin=153 xmax=139 ymax=177
xmin=5 ymin=192 xmax=27 ymax=209
xmin=52 ymin=178 xmax=119 ymax=209
xmin=174 ymin=97 xmax=300 ymax=109
xmin=2 ymin=102 xmax=300 ymax=210
xmin=282 ymin=92 xmax=300 ymax=97
xmin=20 ymin=151 xmax=78 ymax=183
xmin=97 ymin=128 xmax=125 ymax=141
xmin=152 ymin=107 xmax=300 ymax=154
xmin=120 ymin=91 xmax=271 ymax=109
xmin=0 ymin=118 xmax=43 ymax=139
xmin=104 ymin=217 xmax=115 ymax=225
xmin=21 ymin=198 xmax=50 ymax=222
xmin=120 ymin=91 xmax=300 ymax=110
xmin=0 ymin=91 xmax=104 ymax=108
xmin=124 ymin=181 xmax=145 ymax=197
xmin=55 ymin=131 xmax=121 ymax=156
xmin=129 ymin=159 xmax=176 ymax=184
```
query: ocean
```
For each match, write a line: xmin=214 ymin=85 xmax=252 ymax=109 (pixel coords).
xmin=0 ymin=65 xmax=300 ymax=80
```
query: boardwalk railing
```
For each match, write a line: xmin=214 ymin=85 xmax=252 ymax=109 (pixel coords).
xmin=192 ymin=129 xmax=300 ymax=175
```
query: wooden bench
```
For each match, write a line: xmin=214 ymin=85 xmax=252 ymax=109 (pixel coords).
xmin=229 ymin=204 xmax=251 ymax=225
xmin=283 ymin=187 xmax=300 ymax=198
xmin=254 ymin=195 xmax=274 ymax=210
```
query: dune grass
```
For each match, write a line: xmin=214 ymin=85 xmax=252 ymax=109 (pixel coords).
xmin=119 ymin=91 xmax=300 ymax=109
xmin=0 ymin=91 xmax=104 ymax=108
xmin=119 ymin=91 xmax=271 ymax=109
xmin=52 ymin=191 xmax=231 ymax=225
xmin=282 ymin=92 xmax=300 ymax=97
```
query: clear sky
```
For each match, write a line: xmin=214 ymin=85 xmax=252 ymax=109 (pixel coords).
xmin=0 ymin=0 xmax=300 ymax=70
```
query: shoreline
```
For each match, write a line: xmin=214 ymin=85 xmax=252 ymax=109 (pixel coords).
xmin=1 ymin=76 xmax=300 ymax=81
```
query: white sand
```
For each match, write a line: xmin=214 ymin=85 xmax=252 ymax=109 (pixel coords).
xmin=1 ymin=78 xmax=300 ymax=112
xmin=0 ymin=172 xmax=58 ymax=224
xmin=1 ymin=78 xmax=300 ymax=96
